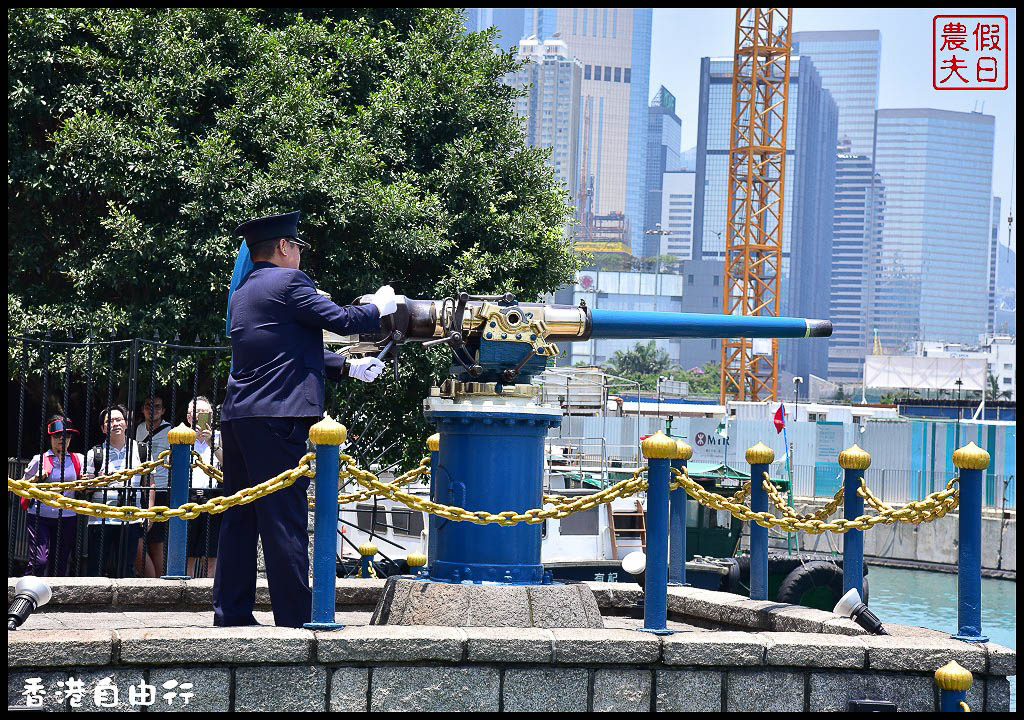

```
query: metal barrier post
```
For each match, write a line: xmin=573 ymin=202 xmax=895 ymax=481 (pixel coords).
xmin=305 ymin=416 xmax=346 ymax=630
xmin=426 ymin=433 xmax=439 ymax=573
xmin=839 ymin=444 xmax=871 ymax=598
xmin=746 ymin=442 xmax=775 ymax=601
xmin=640 ymin=431 xmax=676 ymax=635
xmin=935 ymin=660 xmax=973 ymax=712
xmin=952 ymin=442 xmax=989 ymax=642
xmin=162 ymin=424 xmax=196 ymax=579
xmin=669 ymin=439 xmax=693 ymax=586
xmin=358 ymin=542 xmax=377 ymax=578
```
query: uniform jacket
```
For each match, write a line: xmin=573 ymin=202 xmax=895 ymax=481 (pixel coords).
xmin=222 ymin=262 xmax=380 ymax=420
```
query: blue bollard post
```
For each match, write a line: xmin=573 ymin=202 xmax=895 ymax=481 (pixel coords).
xmin=952 ymin=442 xmax=990 ymax=642
xmin=935 ymin=660 xmax=974 ymax=712
xmin=358 ymin=542 xmax=377 ymax=578
xmin=839 ymin=444 xmax=871 ymax=599
xmin=162 ymin=423 xmax=195 ymax=580
xmin=640 ymin=432 xmax=676 ymax=635
xmin=746 ymin=442 xmax=775 ymax=601
xmin=304 ymin=416 xmax=346 ymax=630
xmin=669 ymin=439 xmax=693 ymax=586
xmin=426 ymin=433 xmax=439 ymax=574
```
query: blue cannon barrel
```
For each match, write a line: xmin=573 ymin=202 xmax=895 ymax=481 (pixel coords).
xmin=588 ymin=309 xmax=832 ymax=340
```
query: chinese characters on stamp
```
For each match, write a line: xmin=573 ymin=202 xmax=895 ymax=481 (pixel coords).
xmin=934 ymin=15 xmax=1009 ymax=90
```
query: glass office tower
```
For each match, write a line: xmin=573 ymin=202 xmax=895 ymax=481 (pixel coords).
xmin=791 ymin=30 xmax=881 ymax=160
xmin=645 ymin=86 xmax=682 ymax=260
xmin=694 ymin=55 xmax=837 ymax=379
xmin=872 ymin=109 xmax=995 ymax=349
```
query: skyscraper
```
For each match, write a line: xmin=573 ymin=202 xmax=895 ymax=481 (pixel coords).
xmin=693 ymin=55 xmax=838 ymax=379
xmin=791 ymin=30 xmax=881 ymax=160
xmin=988 ymin=196 xmax=1000 ymax=336
xmin=464 ymin=8 xmax=526 ymax=50
xmin=505 ymin=36 xmax=583 ymax=203
xmin=872 ymin=109 xmax=995 ymax=348
xmin=828 ymin=140 xmax=882 ymax=382
xmin=660 ymin=170 xmax=695 ymax=261
xmin=526 ymin=8 xmax=653 ymax=256
xmin=644 ymin=86 xmax=682 ymax=259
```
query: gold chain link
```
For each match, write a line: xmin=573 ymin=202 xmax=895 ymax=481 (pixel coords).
xmin=761 ymin=472 xmax=845 ymax=522
xmin=671 ymin=467 xmax=959 ymax=534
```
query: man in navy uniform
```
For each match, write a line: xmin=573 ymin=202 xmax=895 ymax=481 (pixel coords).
xmin=214 ymin=210 xmax=395 ymax=627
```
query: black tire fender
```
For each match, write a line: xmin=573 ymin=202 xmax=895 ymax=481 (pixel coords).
xmin=776 ymin=560 xmax=843 ymax=607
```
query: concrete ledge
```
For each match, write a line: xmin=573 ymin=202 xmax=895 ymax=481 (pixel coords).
xmin=9 ymin=577 xmax=113 ymax=606
xmin=117 ymin=626 xmax=314 ymax=664
xmin=765 ymin=632 xmax=867 ymax=669
xmin=7 ymin=629 xmax=114 ymax=667
xmin=465 ymin=627 xmax=554 ymax=664
xmin=862 ymin=635 xmax=987 ymax=673
xmin=551 ymin=627 xmax=660 ymax=664
xmin=662 ymin=631 xmax=767 ymax=666
xmin=113 ymin=577 xmax=184 ymax=606
xmin=986 ymin=642 xmax=1016 ymax=675
xmin=316 ymin=625 xmax=466 ymax=663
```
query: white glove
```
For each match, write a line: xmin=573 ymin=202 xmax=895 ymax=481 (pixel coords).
xmin=370 ymin=285 xmax=397 ymax=317
xmin=348 ymin=357 xmax=385 ymax=383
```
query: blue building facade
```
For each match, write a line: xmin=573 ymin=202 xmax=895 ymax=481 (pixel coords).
xmin=872 ymin=109 xmax=995 ymax=349
xmin=693 ymin=55 xmax=837 ymax=380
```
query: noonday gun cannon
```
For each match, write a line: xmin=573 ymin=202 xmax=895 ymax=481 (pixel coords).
xmin=335 ymin=291 xmax=831 ymax=384
xmin=335 ymin=290 xmax=831 ymax=587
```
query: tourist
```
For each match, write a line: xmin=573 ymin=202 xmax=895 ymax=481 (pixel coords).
xmin=136 ymin=393 xmax=171 ymax=577
xmin=184 ymin=396 xmax=223 ymax=578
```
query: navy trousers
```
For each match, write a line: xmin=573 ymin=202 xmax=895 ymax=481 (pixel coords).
xmin=213 ymin=417 xmax=314 ymax=627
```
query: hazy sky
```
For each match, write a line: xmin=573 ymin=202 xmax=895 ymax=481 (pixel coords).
xmin=650 ymin=8 xmax=1017 ymax=248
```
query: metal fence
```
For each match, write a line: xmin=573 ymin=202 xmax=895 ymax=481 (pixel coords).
xmin=7 ymin=334 xmax=403 ymax=580
xmin=781 ymin=462 xmax=1016 ymax=511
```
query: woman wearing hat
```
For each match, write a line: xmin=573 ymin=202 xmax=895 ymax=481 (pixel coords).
xmin=21 ymin=415 xmax=86 ymax=576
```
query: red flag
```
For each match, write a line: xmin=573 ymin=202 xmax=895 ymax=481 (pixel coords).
xmin=773 ymin=404 xmax=786 ymax=434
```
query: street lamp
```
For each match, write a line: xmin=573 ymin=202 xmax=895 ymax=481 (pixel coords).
xmin=793 ymin=376 xmax=803 ymax=422
xmin=954 ymin=378 xmax=964 ymax=447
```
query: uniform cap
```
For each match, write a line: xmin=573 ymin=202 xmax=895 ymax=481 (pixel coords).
xmin=234 ymin=211 xmax=305 ymax=249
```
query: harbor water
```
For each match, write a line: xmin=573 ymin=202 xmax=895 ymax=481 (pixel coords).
xmin=868 ymin=565 xmax=1016 ymax=710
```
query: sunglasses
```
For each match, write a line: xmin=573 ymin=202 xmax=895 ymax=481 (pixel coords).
xmin=287 ymin=238 xmax=310 ymax=255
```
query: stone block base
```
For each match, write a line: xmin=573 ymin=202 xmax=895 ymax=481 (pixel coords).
xmin=370 ymin=577 xmax=604 ymax=629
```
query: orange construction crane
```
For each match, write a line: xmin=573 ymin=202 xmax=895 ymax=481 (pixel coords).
xmin=720 ymin=8 xmax=793 ymax=404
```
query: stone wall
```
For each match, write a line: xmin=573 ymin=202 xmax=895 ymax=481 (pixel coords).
xmin=739 ymin=501 xmax=1016 ymax=575
xmin=6 ymin=579 xmax=1015 ymax=712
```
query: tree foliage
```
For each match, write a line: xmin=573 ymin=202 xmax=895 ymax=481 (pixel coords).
xmin=601 ymin=341 xmax=721 ymax=395
xmin=8 ymin=8 xmax=582 ymax=461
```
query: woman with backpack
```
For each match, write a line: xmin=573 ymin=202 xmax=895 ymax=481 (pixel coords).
xmin=21 ymin=415 xmax=85 ymax=576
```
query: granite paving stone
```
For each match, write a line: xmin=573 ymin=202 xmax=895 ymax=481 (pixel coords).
xmin=527 ymin=584 xmax=601 ymax=628
xmin=985 ymin=676 xmax=1011 ymax=712
xmin=466 ymin=584 xmax=531 ymax=627
xmin=464 ymin=627 xmax=555 ymax=663
xmin=662 ymin=631 xmax=767 ymax=666
xmin=112 ymin=578 xmax=184 ymax=607
xmin=593 ymin=668 xmax=651 ymax=712
xmin=718 ymin=599 xmax=790 ymax=630
xmin=862 ymin=635 xmax=987 ymax=673
xmin=809 ymin=671 xmax=938 ymax=712
xmin=370 ymin=666 xmax=500 ymax=712
xmin=655 ymin=669 xmax=723 ymax=712
xmin=71 ymin=669 xmax=147 ymax=712
xmin=765 ymin=632 xmax=867 ymax=668
xmin=316 ymin=625 xmax=466 ymax=663
xmin=148 ymin=667 xmax=230 ymax=713
xmin=765 ymin=604 xmax=830 ymax=633
xmin=329 ymin=667 xmax=369 ymax=712
xmin=985 ymin=642 xmax=1016 ymax=675
xmin=502 ymin=667 xmax=589 ymax=712
xmin=117 ymin=626 xmax=313 ymax=664
xmin=8 ymin=629 xmax=115 ymax=667
xmin=725 ymin=669 xmax=805 ymax=712
xmin=235 ymin=665 xmax=327 ymax=712
xmin=551 ymin=627 xmax=660 ymax=664
xmin=8 ymin=671 xmax=69 ymax=711
xmin=822 ymin=617 xmax=868 ymax=636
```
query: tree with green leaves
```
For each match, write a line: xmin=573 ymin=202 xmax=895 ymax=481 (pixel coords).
xmin=7 ymin=8 xmax=582 ymax=462
xmin=604 ymin=341 xmax=675 ymax=378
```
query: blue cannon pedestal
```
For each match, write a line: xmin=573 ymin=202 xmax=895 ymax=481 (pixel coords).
xmin=423 ymin=390 xmax=561 ymax=585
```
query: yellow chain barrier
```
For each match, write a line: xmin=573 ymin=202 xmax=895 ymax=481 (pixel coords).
xmin=672 ymin=467 xmax=959 ymax=534
xmin=8 ymin=452 xmax=315 ymax=522
xmin=9 ymin=446 xmax=960 ymax=534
